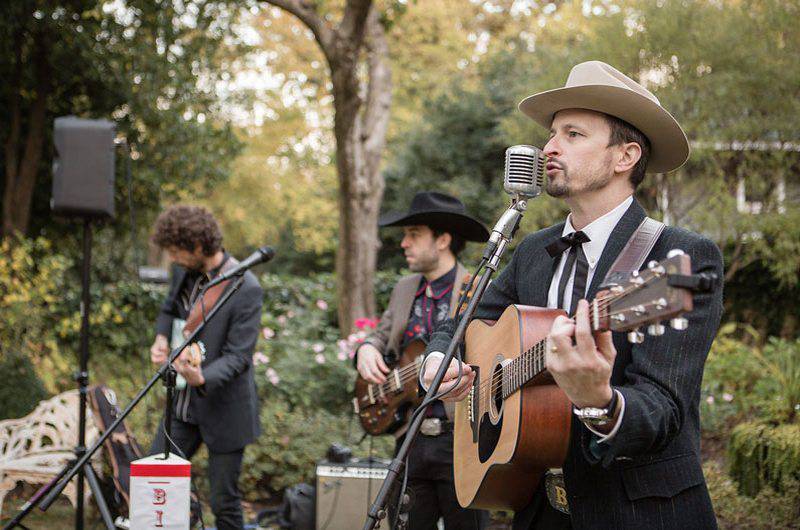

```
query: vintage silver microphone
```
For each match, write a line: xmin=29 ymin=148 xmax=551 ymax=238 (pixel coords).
xmin=483 ymin=145 xmax=547 ymax=265
xmin=503 ymin=144 xmax=546 ymax=199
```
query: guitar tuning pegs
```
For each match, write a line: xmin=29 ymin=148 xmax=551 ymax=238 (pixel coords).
xmin=667 ymin=249 xmax=685 ymax=258
xmin=627 ymin=330 xmax=645 ymax=344
xmin=670 ymin=317 xmax=689 ymax=330
xmin=647 ymin=323 xmax=666 ymax=336
xmin=648 ymin=260 xmax=659 ymax=269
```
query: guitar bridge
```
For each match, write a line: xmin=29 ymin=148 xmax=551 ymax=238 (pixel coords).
xmin=469 ymin=364 xmax=480 ymax=443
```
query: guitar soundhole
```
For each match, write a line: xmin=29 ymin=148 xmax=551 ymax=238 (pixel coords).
xmin=477 ymin=362 xmax=504 ymax=464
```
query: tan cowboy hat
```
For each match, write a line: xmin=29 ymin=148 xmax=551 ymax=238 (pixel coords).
xmin=518 ymin=60 xmax=690 ymax=173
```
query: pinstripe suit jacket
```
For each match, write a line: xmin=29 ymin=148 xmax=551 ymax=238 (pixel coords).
xmin=427 ymin=199 xmax=723 ymax=529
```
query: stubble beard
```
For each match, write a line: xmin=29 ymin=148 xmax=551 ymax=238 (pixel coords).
xmin=545 ymin=160 xmax=614 ymax=198
xmin=407 ymin=250 xmax=438 ymax=275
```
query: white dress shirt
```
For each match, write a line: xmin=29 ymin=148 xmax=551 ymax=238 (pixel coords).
xmin=546 ymin=195 xmax=633 ymax=442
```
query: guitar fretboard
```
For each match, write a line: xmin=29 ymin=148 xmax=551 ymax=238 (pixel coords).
xmin=500 ymin=337 xmax=548 ymax=399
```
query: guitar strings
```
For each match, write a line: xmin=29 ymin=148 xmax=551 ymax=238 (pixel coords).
xmin=364 ymin=271 xmax=658 ymax=405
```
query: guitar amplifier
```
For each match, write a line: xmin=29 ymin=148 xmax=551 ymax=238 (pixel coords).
xmin=315 ymin=458 xmax=390 ymax=530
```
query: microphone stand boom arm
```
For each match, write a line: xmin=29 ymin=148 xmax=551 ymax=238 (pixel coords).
xmin=362 ymin=199 xmax=528 ymax=530
xmin=2 ymin=274 xmax=248 ymax=529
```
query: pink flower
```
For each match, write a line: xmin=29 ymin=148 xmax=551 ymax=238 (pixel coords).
xmin=315 ymin=353 xmax=326 ymax=364
xmin=266 ymin=368 xmax=280 ymax=386
xmin=706 ymin=395 xmax=715 ymax=405
xmin=337 ymin=351 xmax=347 ymax=361
xmin=253 ymin=352 xmax=269 ymax=365
xmin=348 ymin=349 xmax=356 ymax=359
xmin=312 ymin=343 xmax=325 ymax=353
xmin=722 ymin=393 xmax=734 ymax=402
xmin=354 ymin=317 xmax=378 ymax=330
xmin=277 ymin=315 xmax=288 ymax=326
xmin=316 ymin=299 xmax=329 ymax=310
xmin=262 ymin=327 xmax=275 ymax=340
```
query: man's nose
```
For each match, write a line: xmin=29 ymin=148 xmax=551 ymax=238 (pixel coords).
xmin=544 ymin=136 xmax=560 ymax=158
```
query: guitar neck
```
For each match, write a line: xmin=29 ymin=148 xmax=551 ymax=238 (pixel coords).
xmin=499 ymin=303 xmax=604 ymax=398
xmin=501 ymin=337 xmax=548 ymax=399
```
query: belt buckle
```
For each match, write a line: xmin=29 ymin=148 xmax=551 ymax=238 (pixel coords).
xmin=544 ymin=468 xmax=570 ymax=514
xmin=420 ymin=418 xmax=442 ymax=436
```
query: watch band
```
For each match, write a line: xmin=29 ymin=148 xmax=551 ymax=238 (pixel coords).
xmin=573 ymin=389 xmax=619 ymax=426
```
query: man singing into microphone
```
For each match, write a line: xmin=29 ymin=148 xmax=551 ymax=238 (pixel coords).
xmin=355 ymin=191 xmax=489 ymax=529
xmin=422 ymin=61 xmax=724 ymax=529
xmin=149 ymin=205 xmax=262 ymax=530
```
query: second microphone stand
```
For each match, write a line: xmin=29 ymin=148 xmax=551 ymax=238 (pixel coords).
xmin=362 ymin=197 xmax=529 ymax=530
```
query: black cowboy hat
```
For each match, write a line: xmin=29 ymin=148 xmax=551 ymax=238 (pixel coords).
xmin=379 ymin=191 xmax=489 ymax=242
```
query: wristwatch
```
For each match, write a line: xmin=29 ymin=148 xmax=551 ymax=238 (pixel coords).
xmin=573 ymin=389 xmax=619 ymax=427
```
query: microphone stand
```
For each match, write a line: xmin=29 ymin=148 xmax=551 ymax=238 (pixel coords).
xmin=362 ymin=198 xmax=529 ymax=530
xmin=3 ymin=273 xmax=248 ymax=530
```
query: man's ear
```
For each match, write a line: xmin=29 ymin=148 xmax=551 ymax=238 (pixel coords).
xmin=436 ymin=232 xmax=452 ymax=252
xmin=615 ymin=141 xmax=642 ymax=175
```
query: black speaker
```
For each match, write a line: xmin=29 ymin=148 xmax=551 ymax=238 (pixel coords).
xmin=51 ymin=116 xmax=116 ymax=218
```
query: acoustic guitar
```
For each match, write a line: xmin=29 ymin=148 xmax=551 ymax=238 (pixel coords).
xmin=454 ymin=251 xmax=712 ymax=510
xmin=353 ymin=339 xmax=426 ymax=435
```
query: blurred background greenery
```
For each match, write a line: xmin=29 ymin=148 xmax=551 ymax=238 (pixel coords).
xmin=1 ymin=0 xmax=798 ymax=527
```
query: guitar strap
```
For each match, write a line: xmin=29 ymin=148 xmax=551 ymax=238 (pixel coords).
xmin=544 ymin=216 xmax=665 ymax=515
xmin=183 ymin=257 xmax=240 ymax=338
xmin=604 ymin=216 xmax=666 ymax=280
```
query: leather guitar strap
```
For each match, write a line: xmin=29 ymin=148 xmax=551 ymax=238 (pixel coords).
xmin=183 ymin=257 xmax=240 ymax=338
xmin=606 ymin=216 xmax=666 ymax=276
xmin=544 ymin=217 xmax=665 ymax=515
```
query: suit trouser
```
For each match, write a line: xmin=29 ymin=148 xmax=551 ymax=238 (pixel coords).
xmin=394 ymin=430 xmax=488 ymax=530
xmin=151 ymin=417 xmax=245 ymax=530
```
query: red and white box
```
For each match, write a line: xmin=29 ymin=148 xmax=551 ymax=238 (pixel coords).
xmin=130 ymin=454 xmax=191 ymax=529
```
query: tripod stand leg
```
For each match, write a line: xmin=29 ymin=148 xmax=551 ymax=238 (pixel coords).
xmin=83 ymin=464 xmax=115 ymax=530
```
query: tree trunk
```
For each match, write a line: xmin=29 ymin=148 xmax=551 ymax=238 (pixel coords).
xmin=332 ymin=9 xmax=391 ymax=334
xmin=2 ymin=30 xmax=50 ymax=237
xmin=262 ymin=1 xmax=392 ymax=334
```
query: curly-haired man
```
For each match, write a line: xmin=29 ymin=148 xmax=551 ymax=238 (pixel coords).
xmin=150 ymin=205 xmax=262 ymax=530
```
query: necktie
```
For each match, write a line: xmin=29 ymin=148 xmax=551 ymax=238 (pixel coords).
xmin=546 ymin=231 xmax=591 ymax=315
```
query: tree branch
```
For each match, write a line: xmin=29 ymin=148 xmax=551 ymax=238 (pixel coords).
xmin=338 ymin=0 xmax=372 ymax=46
xmin=361 ymin=11 xmax=391 ymax=159
xmin=262 ymin=0 xmax=335 ymax=59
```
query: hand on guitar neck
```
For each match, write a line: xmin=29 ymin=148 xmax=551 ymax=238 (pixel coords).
xmin=547 ymin=299 xmax=619 ymax=432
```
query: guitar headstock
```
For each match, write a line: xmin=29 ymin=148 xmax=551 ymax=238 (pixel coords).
xmin=592 ymin=250 xmax=697 ymax=342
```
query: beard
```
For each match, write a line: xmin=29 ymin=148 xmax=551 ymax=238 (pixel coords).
xmin=407 ymin=250 xmax=439 ymax=274
xmin=545 ymin=158 xmax=614 ymax=198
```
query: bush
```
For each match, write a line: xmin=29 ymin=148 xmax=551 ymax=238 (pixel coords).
xmin=705 ymin=460 xmax=800 ymax=528
xmin=728 ymin=422 xmax=800 ymax=497
xmin=0 ymin=349 xmax=49 ymax=420
xmin=701 ymin=325 xmax=800 ymax=435
xmin=0 ymin=237 xmax=73 ymax=390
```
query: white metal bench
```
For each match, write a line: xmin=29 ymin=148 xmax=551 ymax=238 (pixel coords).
xmin=0 ymin=390 xmax=101 ymax=518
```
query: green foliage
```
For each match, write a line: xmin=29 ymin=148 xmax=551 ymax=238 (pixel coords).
xmin=0 ymin=350 xmax=48 ymax=420
xmin=701 ymin=325 xmax=800 ymax=434
xmin=704 ymin=460 xmax=800 ymax=528
xmin=240 ymin=400 xmax=393 ymax=498
xmin=728 ymin=423 xmax=800 ymax=498
xmin=0 ymin=237 xmax=73 ymax=387
xmin=238 ymin=272 xmax=398 ymax=498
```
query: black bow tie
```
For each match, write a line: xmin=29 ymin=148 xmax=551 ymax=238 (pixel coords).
xmin=545 ymin=231 xmax=591 ymax=258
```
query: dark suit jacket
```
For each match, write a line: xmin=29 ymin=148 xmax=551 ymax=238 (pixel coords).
xmin=427 ymin=200 xmax=723 ymax=529
xmin=155 ymin=263 xmax=263 ymax=453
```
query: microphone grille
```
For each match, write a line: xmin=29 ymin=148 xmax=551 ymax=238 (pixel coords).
xmin=504 ymin=145 xmax=545 ymax=198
